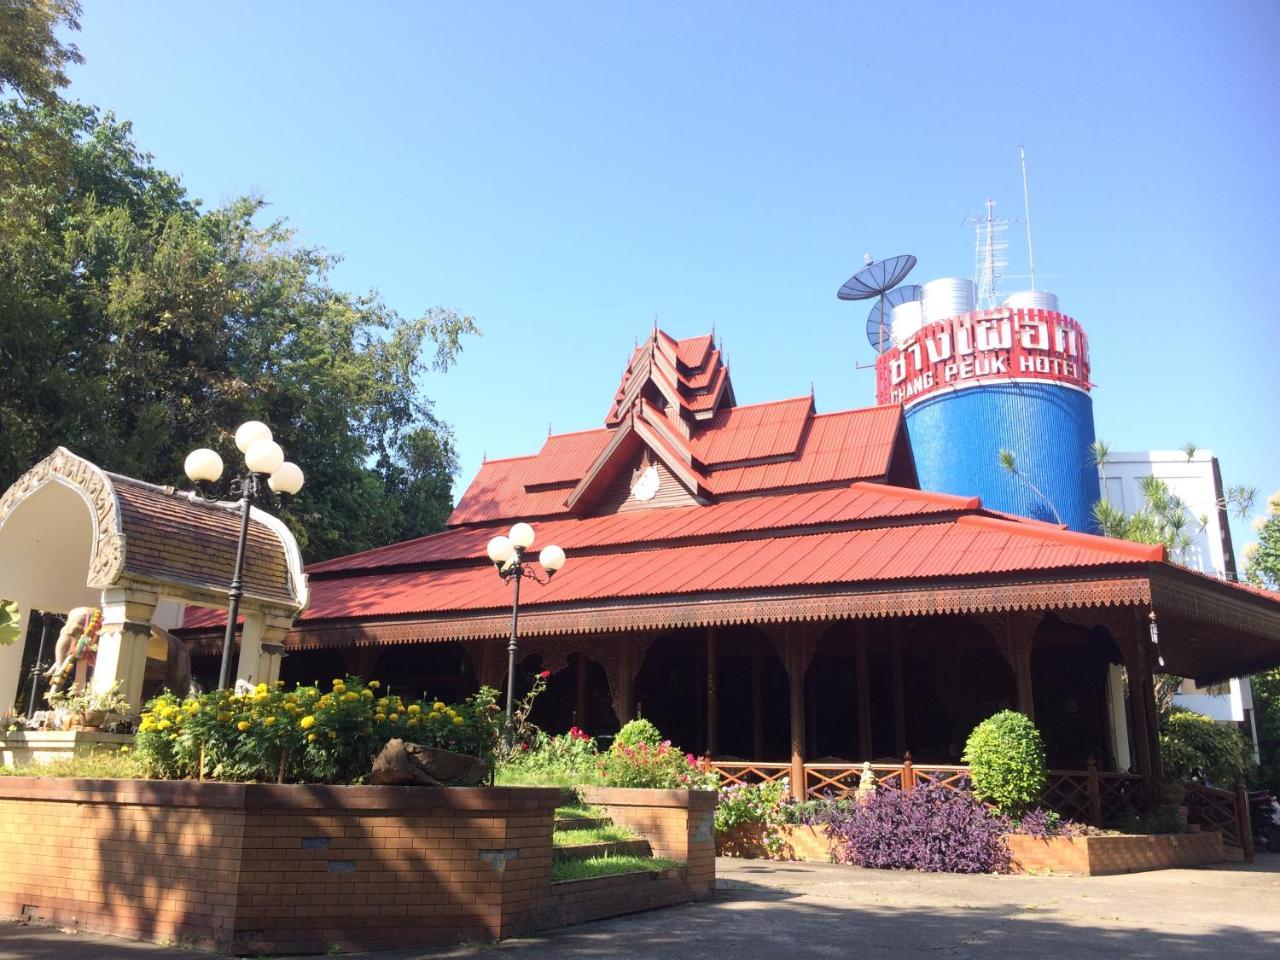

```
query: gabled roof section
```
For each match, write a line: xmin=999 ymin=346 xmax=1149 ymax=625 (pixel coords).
xmin=445 ymin=328 xmax=916 ymax=527
xmin=606 ymin=329 xmax=735 ymax=427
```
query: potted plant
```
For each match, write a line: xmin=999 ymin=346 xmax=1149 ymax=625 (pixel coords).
xmin=45 ymin=682 xmax=130 ymax=731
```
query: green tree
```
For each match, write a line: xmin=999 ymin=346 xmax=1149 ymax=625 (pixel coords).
xmin=0 ymin=0 xmax=82 ymax=104
xmin=1 ymin=10 xmax=477 ymax=560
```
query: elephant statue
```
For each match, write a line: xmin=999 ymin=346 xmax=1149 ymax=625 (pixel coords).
xmin=45 ymin=606 xmax=194 ymax=705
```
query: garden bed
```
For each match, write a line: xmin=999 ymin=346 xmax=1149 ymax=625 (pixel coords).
xmin=0 ymin=777 xmax=716 ymax=954
xmin=0 ymin=730 xmax=132 ymax=768
xmin=716 ymin=822 xmax=837 ymax=862
xmin=1007 ymin=831 xmax=1227 ymax=875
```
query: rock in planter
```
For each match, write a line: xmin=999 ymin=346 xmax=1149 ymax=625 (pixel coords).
xmin=370 ymin=738 xmax=488 ymax=787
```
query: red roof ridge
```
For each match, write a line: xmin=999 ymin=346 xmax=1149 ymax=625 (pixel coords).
xmin=475 ymin=452 xmax=539 ymax=465
xmin=847 ymin=481 xmax=980 ymax=511
xmin=810 ymin=404 xmax=900 ymax=421
xmin=955 ymin=514 xmax=1166 ymax=561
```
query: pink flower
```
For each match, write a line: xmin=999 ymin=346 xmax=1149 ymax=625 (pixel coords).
xmin=538 ymin=670 xmax=551 ymax=679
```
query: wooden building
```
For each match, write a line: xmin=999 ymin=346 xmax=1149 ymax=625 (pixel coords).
xmin=185 ymin=330 xmax=1280 ymax=804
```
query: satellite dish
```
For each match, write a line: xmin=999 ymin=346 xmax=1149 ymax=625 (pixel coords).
xmin=837 ymin=254 xmax=916 ymax=301
xmin=837 ymin=254 xmax=918 ymax=356
xmin=865 ymin=284 xmax=921 ymax=353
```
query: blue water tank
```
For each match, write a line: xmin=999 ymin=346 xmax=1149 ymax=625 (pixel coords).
xmin=904 ymin=382 xmax=1101 ymax=532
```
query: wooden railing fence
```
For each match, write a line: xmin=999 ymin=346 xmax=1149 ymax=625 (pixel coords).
xmin=711 ymin=757 xmax=1146 ymax=826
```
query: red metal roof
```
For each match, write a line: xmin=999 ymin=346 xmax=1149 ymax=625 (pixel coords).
xmin=689 ymin=396 xmax=812 ymax=465
xmin=187 ymin=485 xmax=1167 ymax=630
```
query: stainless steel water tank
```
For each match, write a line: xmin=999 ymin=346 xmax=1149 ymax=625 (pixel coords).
xmin=890 ymin=300 xmax=925 ymax=344
xmin=1002 ymin=290 xmax=1060 ymax=312
xmin=921 ymin=278 xmax=977 ymax=323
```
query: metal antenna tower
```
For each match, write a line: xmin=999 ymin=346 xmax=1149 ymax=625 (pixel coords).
xmin=965 ymin=198 xmax=1013 ymax=309
xmin=1020 ymin=146 xmax=1037 ymax=294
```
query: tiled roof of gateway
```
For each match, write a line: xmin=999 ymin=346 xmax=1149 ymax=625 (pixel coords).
xmin=447 ymin=329 xmax=918 ymax=526
xmin=186 ymin=482 xmax=1164 ymax=629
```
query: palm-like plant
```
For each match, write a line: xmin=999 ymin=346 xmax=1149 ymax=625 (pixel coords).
xmin=998 ymin=449 xmax=1062 ymax=525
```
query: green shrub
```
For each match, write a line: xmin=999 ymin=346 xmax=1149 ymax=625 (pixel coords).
xmin=134 ymin=678 xmax=502 ymax=784
xmin=962 ymin=710 xmax=1048 ymax=815
xmin=614 ymin=718 xmax=662 ymax=749
xmin=597 ymin=721 xmax=717 ymax=790
xmin=1160 ymin=708 xmax=1249 ymax=786
xmin=497 ymin=725 xmax=599 ymax=786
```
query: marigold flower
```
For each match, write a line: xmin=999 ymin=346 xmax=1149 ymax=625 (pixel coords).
xmin=300 ymin=715 xmax=316 ymax=730
xmin=452 ymin=716 xmax=464 ymax=726
xmin=307 ymin=732 xmax=317 ymax=742
xmin=360 ymin=689 xmax=374 ymax=700
xmin=368 ymin=680 xmax=381 ymax=688
xmin=342 ymin=691 xmax=358 ymax=703
xmin=263 ymin=716 xmax=277 ymax=726
xmin=389 ymin=713 xmax=399 ymax=722
xmin=236 ymin=720 xmax=250 ymax=732
xmin=407 ymin=704 xmax=421 ymax=715
xmin=374 ymin=713 xmax=386 ymax=722
xmin=433 ymin=701 xmax=445 ymax=712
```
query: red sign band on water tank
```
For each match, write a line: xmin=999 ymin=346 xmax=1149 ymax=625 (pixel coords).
xmin=874 ymin=308 xmax=1091 ymax=407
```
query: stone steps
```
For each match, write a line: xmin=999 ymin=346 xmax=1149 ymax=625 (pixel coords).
xmin=552 ymin=838 xmax=653 ymax=862
xmin=554 ymin=816 xmax=612 ymax=831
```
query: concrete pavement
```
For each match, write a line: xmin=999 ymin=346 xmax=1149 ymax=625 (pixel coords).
xmin=2 ymin=855 xmax=1278 ymax=959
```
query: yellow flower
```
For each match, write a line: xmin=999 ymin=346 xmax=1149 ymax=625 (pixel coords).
xmin=428 ymin=711 xmax=440 ymax=721
xmin=263 ymin=716 xmax=277 ymax=726
xmin=452 ymin=716 xmax=464 ymax=726
xmin=236 ymin=720 xmax=251 ymax=732
xmin=407 ymin=718 xmax=418 ymax=727
xmin=433 ymin=701 xmax=445 ymax=712
xmin=407 ymin=704 xmax=421 ymax=715
xmin=156 ymin=719 xmax=171 ymax=731
xmin=332 ymin=678 xmax=344 ymax=687
xmin=360 ymin=688 xmax=373 ymax=700
xmin=307 ymin=732 xmax=317 ymax=742
xmin=374 ymin=713 xmax=386 ymax=722
xmin=255 ymin=682 xmax=268 ymax=694
xmin=389 ymin=713 xmax=399 ymax=722
xmin=300 ymin=715 xmax=316 ymax=730
xmin=368 ymin=680 xmax=381 ymax=689
xmin=342 ymin=691 xmax=358 ymax=703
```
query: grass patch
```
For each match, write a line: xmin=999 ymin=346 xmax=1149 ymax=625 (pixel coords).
xmin=494 ymin=766 xmax=590 ymax=788
xmin=551 ymin=854 xmax=680 ymax=882
xmin=0 ymin=751 xmax=144 ymax=779
xmin=555 ymin=801 xmax=602 ymax=820
xmin=553 ymin=825 xmax=638 ymax=847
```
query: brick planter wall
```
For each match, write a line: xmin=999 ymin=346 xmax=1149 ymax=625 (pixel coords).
xmin=716 ymin=823 xmax=836 ymax=862
xmin=578 ymin=786 xmax=717 ymax=896
xmin=1008 ymin=832 xmax=1226 ymax=875
xmin=0 ymin=778 xmax=560 ymax=954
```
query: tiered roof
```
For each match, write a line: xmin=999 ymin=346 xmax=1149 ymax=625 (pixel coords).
xmin=449 ymin=330 xmax=917 ymax=525
xmin=181 ymin=329 xmax=1280 ymax=683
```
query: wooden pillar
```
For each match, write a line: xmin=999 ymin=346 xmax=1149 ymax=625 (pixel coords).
xmin=1011 ymin=612 xmax=1036 ymax=722
xmin=854 ymin=622 xmax=872 ymax=760
xmin=613 ymin=635 xmax=636 ymax=725
xmin=1123 ymin=635 xmax=1155 ymax=808
xmin=575 ymin=652 xmax=589 ymax=730
xmin=705 ymin=627 xmax=719 ymax=757
xmin=751 ymin=634 xmax=764 ymax=758
xmin=787 ymin=635 xmax=806 ymax=801
xmin=891 ymin=623 xmax=906 ymax=756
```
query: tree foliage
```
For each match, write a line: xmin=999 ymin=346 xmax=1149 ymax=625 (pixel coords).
xmin=1159 ymin=708 xmax=1249 ymax=787
xmin=0 ymin=7 xmax=477 ymax=561
xmin=0 ymin=0 xmax=82 ymax=104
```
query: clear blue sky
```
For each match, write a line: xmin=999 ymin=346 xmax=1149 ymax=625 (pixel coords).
xmin=64 ymin=1 xmax=1279 ymax=553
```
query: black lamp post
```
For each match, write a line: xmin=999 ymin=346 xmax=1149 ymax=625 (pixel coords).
xmin=486 ymin=523 xmax=566 ymax=723
xmin=184 ymin=421 xmax=304 ymax=691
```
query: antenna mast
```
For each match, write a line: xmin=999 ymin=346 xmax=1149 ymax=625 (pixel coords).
xmin=969 ymin=199 xmax=1010 ymax=309
xmin=1020 ymin=146 xmax=1037 ymax=294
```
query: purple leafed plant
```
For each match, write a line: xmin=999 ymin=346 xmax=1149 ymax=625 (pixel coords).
xmin=821 ymin=784 xmax=1011 ymax=873
xmin=1013 ymin=806 xmax=1087 ymax=838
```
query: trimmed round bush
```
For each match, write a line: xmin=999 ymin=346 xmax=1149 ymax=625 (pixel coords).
xmin=615 ymin=718 xmax=662 ymax=749
xmin=962 ymin=710 xmax=1047 ymax=815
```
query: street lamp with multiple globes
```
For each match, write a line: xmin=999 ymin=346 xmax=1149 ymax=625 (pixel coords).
xmin=486 ymin=522 xmax=566 ymax=723
xmin=184 ymin=421 xmax=304 ymax=691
